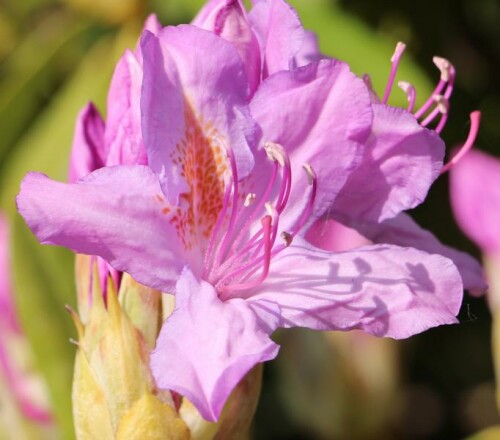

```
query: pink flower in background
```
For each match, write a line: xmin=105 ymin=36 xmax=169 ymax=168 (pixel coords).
xmin=16 ymin=21 xmax=466 ymax=421
xmin=449 ymin=148 xmax=499 ymax=303
xmin=0 ymin=213 xmax=52 ymax=424
xmin=450 ymin=148 xmax=500 ymax=258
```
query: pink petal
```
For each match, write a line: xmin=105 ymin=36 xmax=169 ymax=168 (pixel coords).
xmin=306 ymin=217 xmax=371 ymax=252
xmin=151 ymin=267 xmax=279 ymax=421
xmin=104 ymin=49 xmax=147 ymax=167
xmin=17 ymin=166 xmax=190 ymax=291
xmin=293 ymin=30 xmax=323 ymax=67
xmin=68 ymin=103 xmax=106 ymax=183
xmin=343 ymin=213 xmax=487 ymax=295
xmin=249 ymin=60 xmax=372 ymax=231
xmin=191 ymin=0 xmax=232 ymax=27
xmin=142 ymin=13 xmax=162 ymax=37
xmin=248 ymin=237 xmax=463 ymax=339
xmin=140 ymin=26 xmax=256 ymax=205
xmin=248 ymin=0 xmax=304 ymax=77
xmin=450 ymin=149 xmax=500 ymax=255
xmin=193 ymin=0 xmax=261 ymax=94
xmin=331 ymin=104 xmax=445 ymax=222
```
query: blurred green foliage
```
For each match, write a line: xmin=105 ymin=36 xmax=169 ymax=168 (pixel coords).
xmin=0 ymin=0 xmax=496 ymax=439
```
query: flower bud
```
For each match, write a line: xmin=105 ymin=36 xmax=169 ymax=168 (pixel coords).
xmin=70 ymin=267 xmax=189 ymax=439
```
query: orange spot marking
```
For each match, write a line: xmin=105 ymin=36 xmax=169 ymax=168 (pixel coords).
xmin=169 ymin=101 xmax=228 ymax=250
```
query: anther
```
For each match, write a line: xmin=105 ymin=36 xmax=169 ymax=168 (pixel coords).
xmin=265 ymin=202 xmax=275 ymax=217
xmin=244 ymin=193 xmax=256 ymax=207
xmin=281 ymin=231 xmax=293 ymax=247
xmin=398 ymin=81 xmax=416 ymax=112
xmin=263 ymin=141 xmax=286 ymax=167
xmin=303 ymin=163 xmax=315 ymax=185
xmin=433 ymin=94 xmax=449 ymax=114
xmin=391 ymin=42 xmax=406 ymax=63
xmin=432 ymin=56 xmax=452 ymax=82
xmin=383 ymin=42 xmax=406 ymax=104
xmin=398 ymin=80 xmax=413 ymax=95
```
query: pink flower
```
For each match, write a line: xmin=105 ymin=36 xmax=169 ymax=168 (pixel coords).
xmin=0 ymin=213 xmax=52 ymax=424
xmin=449 ymin=148 xmax=499 ymax=304
xmin=450 ymin=149 xmax=500 ymax=258
xmin=18 ymin=19 xmax=463 ymax=422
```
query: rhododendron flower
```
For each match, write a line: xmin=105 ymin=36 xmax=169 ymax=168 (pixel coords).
xmin=192 ymin=0 xmax=485 ymax=293
xmin=18 ymin=22 xmax=464 ymax=421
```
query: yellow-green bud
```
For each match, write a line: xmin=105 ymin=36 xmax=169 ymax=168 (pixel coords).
xmin=70 ymin=265 xmax=189 ymax=439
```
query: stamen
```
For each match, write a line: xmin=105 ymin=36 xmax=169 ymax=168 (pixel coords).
xmin=290 ymin=164 xmax=317 ymax=234
xmin=275 ymin=164 xmax=317 ymax=252
xmin=441 ymin=111 xmax=481 ymax=174
xmin=382 ymin=42 xmax=406 ymax=105
xmin=203 ymin=171 xmax=233 ymax=277
xmin=433 ymin=56 xmax=452 ymax=82
xmin=227 ymin=141 xmax=290 ymax=258
xmin=220 ymin=216 xmax=273 ymax=294
xmin=265 ymin=202 xmax=280 ymax=249
xmin=217 ymin=201 xmax=279 ymax=283
xmin=434 ymin=94 xmax=449 ymax=114
xmin=263 ymin=141 xmax=292 ymax=213
xmin=211 ymin=146 xmax=240 ymax=270
xmin=224 ymin=159 xmax=278 ymax=258
xmin=264 ymin=141 xmax=286 ymax=167
xmin=398 ymin=81 xmax=417 ymax=112
xmin=250 ymin=165 xmax=318 ymax=275
xmin=244 ymin=193 xmax=256 ymax=207
xmin=303 ymin=163 xmax=315 ymax=185
xmin=421 ymin=95 xmax=449 ymax=130
xmin=434 ymin=95 xmax=450 ymax=134
xmin=414 ymin=57 xmax=455 ymax=119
